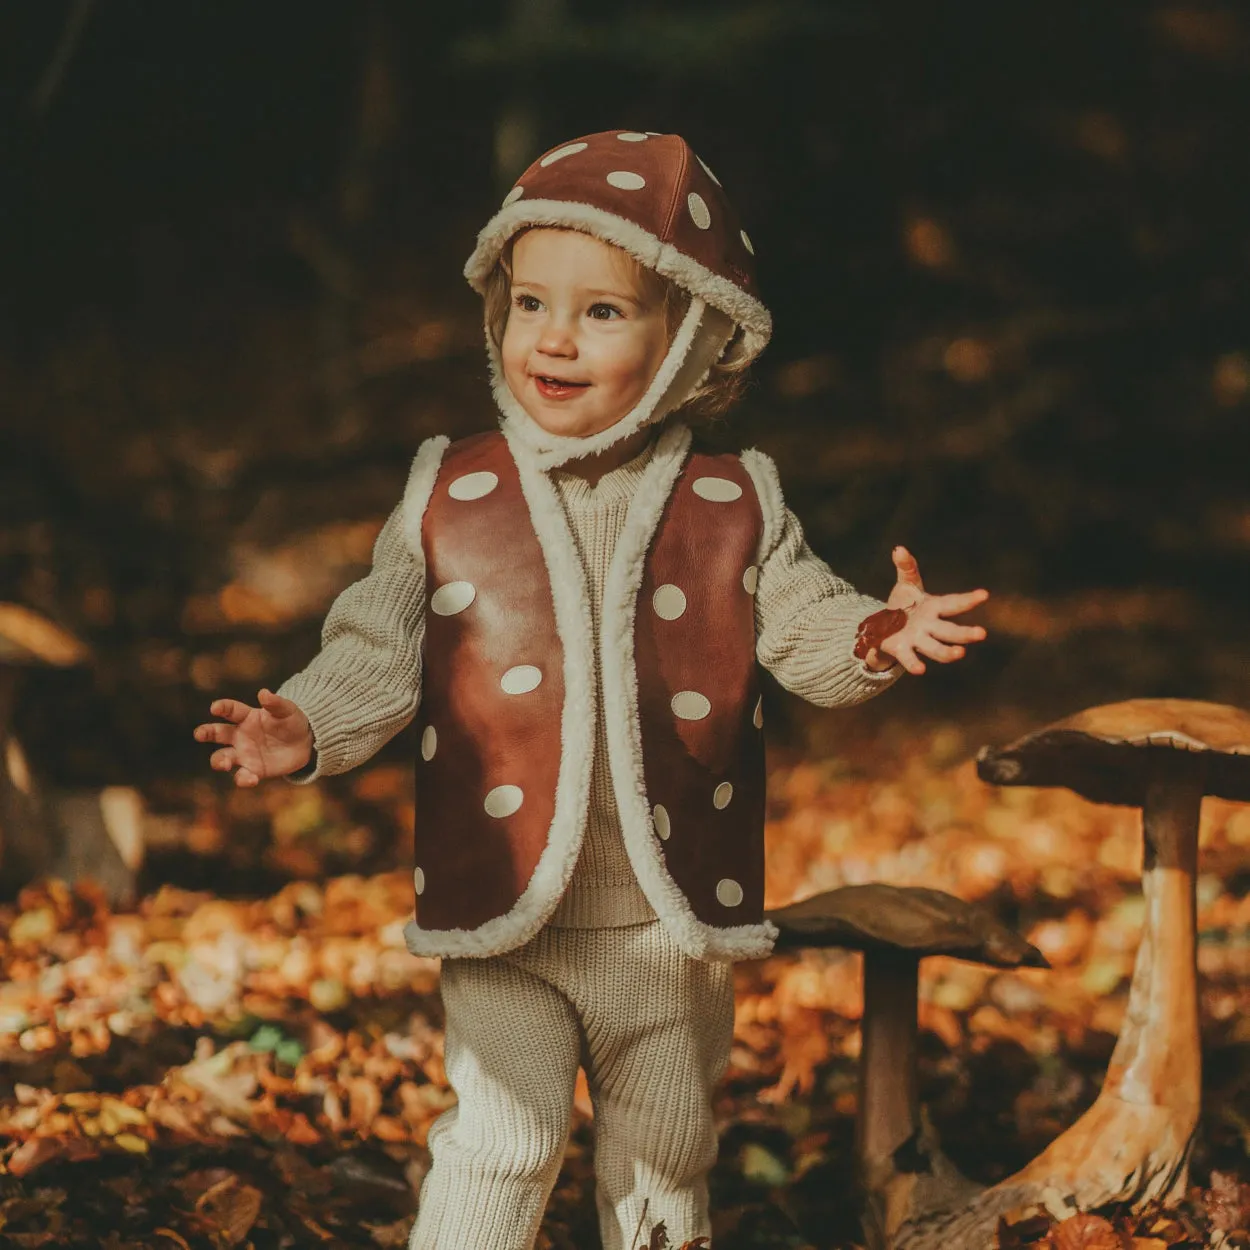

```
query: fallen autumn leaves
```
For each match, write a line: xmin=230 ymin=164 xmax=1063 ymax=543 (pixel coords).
xmin=0 ymin=722 xmax=1245 ymax=1247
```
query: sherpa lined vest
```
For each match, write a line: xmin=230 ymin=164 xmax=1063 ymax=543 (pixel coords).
xmin=400 ymin=423 xmax=777 ymax=961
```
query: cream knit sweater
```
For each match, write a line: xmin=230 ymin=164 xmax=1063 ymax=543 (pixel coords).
xmin=279 ymin=431 xmax=901 ymax=927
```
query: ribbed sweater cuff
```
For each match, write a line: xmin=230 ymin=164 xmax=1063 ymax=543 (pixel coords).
xmin=276 ymin=670 xmax=411 ymax=781
xmin=775 ymin=594 xmax=906 ymax=708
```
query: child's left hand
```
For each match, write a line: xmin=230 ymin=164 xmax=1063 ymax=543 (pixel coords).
xmin=861 ymin=545 xmax=989 ymax=675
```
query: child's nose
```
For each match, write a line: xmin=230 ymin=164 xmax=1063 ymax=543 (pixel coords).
xmin=537 ymin=316 xmax=577 ymax=355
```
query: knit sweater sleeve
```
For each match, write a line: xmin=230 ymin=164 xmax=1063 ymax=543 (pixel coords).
xmin=276 ymin=502 xmax=425 ymax=781
xmin=741 ymin=449 xmax=904 ymax=708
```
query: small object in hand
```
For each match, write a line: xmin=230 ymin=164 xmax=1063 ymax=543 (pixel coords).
xmin=853 ymin=607 xmax=908 ymax=662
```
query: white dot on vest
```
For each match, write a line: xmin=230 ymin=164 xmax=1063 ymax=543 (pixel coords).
xmin=484 ymin=785 xmax=524 ymax=818
xmin=413 ymin=866 xmax=426 ymax=895
xmin=448 ymin=470 xmax=499 ymax=501
xmin=713 ymin=782 xmax=734 ymax=810
xmin=692 ymin=476 xmax=743 ymax=502
xmin=671 ymin=691 xmax=711 ymax=721
xmin=687 ymin=191 xmax=711 ymax=230
xmin=606 ymin=170 xmax=646 ymax=190
xmin=716 ymin=878 xmax=744 ymax=907
xmin=421 ymin=725 xmax=438 ymax=761
xmin=652 ymin=804 xmax=671 ymax=840
xmin=430 ymin=581 xmax=476 ymax=616
xmin=500 ymin=665 xmax=542 ymax=695
xmin=617 ymin=131 xmax=648 ymax=142
xmin=540 ymin=142 xmax=588 ymax=166
xmin=502 ymin=185 xmax=524 ymax=206
xmin=742 ymin=565 xmax=759 ymax=595
xmin=652 ymin=584 xmax=687 ymax=620
xmin=753 ymin=696 xmax=764 ymax=729
xmin=741 ymin=229 xmax=754 ymax=255
xmin=696 ymin=155 xmax=722 ymax=186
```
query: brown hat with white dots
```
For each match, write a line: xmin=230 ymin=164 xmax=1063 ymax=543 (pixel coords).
xmin=464 ymin=130 xmax=772 ymax=365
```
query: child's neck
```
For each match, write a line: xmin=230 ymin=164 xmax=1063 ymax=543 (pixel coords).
xmin=562 ymin=427 xmax=654 ymax=487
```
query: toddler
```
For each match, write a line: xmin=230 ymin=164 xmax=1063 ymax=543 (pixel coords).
xmin=195 ymin=130 xmax=988 ymax=1250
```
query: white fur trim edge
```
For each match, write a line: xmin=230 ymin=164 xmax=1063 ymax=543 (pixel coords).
xmin=398 ymin=435 xmax=451 ymax=558
xmin=739 ymin=447 xmax=786 ymax=569
xmin=466 ymin=198 xmax=771 ymax=359
xmin=403 ymin=428 xmax=598 ymax=958
xmin=600 ymin=421 xmax=778 ymax=961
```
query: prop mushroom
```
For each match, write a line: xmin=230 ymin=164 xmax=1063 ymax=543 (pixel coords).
xmin=0 ymin=602 xmax=138 ymax=902
xmin=766 ymin=883 xmax=1047 ymax=1246
xmin=973 ymin=701 xmax=1249 ymax=1206
xmin=898 ymin=698 xmax=1250 ymax=1249
xmin=0 ymin=603 xmax=90 ymax=890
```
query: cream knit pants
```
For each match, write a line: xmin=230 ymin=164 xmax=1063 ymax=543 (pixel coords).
xmin=407 ymin=919 xmax=735 ymax=1250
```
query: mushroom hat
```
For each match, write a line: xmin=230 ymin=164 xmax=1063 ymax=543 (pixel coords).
xmin=464 ymin=130 xmax=772 ymax=469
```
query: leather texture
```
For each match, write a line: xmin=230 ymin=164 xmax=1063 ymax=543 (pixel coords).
xmin=417 ymin=433 xmax=565 ymax=930
xmin=636 ymin=450 xmax=765 ymax=924
xmin=415 ymin=432 xmax=764 ymax=934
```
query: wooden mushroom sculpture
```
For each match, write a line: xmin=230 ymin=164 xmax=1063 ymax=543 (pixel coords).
xmin=0 ymin=603 xmax=90 ymax=890
xmin=0 ymin=602 xmax=139 ymax=902
xmin=898 ymin=698 xmax=1250 ymax=1248
xmin=766 ymin=883 xmax=1048 ymax=1248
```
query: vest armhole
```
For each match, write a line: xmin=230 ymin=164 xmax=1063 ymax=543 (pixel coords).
xmin=738 ymin=447 xmax=784 ymax=567
xmin=399 ymin=435 xmax=452 ymax=559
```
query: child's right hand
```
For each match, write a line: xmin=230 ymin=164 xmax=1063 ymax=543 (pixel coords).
xmin=193 ymin=688 xmax=313 ymax=787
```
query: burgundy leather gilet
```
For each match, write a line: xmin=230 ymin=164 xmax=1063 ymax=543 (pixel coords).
xmin=415 ymin=431 xmax=764 ymax=936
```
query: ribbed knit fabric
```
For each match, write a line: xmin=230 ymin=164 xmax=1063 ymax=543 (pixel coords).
xmin=407 ymin=918 xmax=735 ymax=1250
xmin=546 ymin=441 xmax=659 ymax=928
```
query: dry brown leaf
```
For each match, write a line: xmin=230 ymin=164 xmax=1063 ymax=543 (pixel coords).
xmin=195 ymin=1175 xmax=263 ymax=1246
xmin=1053 ymin=1213 xmax=1124 ymax=1250
xmin=347 ymin=1076 xmax=383 ymax=1130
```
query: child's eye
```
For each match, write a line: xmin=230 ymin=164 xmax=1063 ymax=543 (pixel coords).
xmin=513 ymin=293 xmax=543 ymax=313
xmin=588 ymin=303 xmax=623 ymax=321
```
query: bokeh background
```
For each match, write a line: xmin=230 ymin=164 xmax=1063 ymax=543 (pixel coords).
xmin=1 ymin=5 xmax=1249 ymax=1246
xmin=6 ymin=0 xmax=1250 ymax=797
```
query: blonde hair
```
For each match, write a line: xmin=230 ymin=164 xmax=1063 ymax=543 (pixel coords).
xmin=481 ymin=228 xmax=749 ymax=420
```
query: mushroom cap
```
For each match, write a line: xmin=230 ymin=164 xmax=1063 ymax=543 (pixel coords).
xmin=765 ymin=884 xmax=1048 ymax=967
xmin=0 ymin=603 xmax=90 ymax=667
xmin=976 ymin=698 xmax=1250 ymax=806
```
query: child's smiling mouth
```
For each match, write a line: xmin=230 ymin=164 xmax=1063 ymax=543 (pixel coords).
xmin=532 ymin=374 xmax=591 ymax=400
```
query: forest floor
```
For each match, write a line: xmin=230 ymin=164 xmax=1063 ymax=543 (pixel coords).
xmin=0 ymin=710 xmax=1247 ymax=1249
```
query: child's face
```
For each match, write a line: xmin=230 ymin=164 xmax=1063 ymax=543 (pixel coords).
xmin=501 ymin=229 xmax=670 ymax=439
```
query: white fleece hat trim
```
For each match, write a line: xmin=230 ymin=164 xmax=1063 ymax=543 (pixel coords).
xmin=466 ymin=198 xmax=771 ymax=361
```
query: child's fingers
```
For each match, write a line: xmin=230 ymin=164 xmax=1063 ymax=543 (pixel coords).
xmin=194 ymin=722 xmax=235 ymax=745
xmin=235 ymin=766 xmax=260 ymax=787
xmin=932 ymin=588 xmax=989 ymax=616
xmin=210 ymin=747 xmax=238 ymax=772
xmin=884 ymin=635 xmax=926 ymax=676
xmin=207 ymin=698 xmax=254 ymax=725
xmin=928 ymin=621 xmax=987 ymax=645
xmin=915 ymin=637 xmax=965 ymax=663
xmin=891 ymin=545 xmax=925 ymax=591
xmin=257 ymin=688 xmax=299 ymax=718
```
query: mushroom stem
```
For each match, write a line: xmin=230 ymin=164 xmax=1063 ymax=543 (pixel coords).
xmin=858 ymin=948 xmax=921 ymax=1172
xmin=1104 ymin=768 xmax=1204 ymax=1118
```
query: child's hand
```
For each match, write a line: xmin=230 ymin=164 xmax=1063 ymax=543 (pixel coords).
xmin=193 ymin=688 xmax=313 ymax=786
xmin=863 ymin=546 xmax=989 ymax=675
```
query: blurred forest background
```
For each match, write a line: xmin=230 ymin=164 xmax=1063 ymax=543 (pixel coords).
xmin=4 ymin=0 xmax=1249 ymax=798
xmin=1 ymin=4 xmax=1249 ymax=1247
